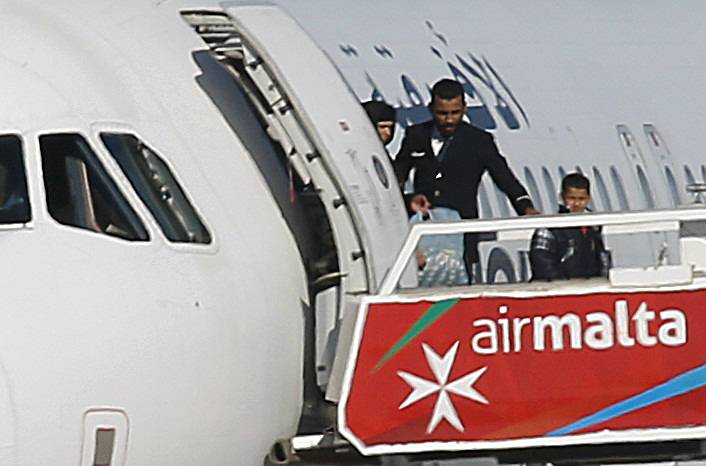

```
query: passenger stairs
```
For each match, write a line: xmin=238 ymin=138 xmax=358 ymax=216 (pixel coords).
xmin=283 ymin=206 xmax=706 ymax=466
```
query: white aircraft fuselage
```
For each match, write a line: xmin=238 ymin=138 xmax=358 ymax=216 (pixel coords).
xmin=2 ymin=1 xmax=308 ymax=464
xmin=2 ymin=1 xmax=706 ymax=465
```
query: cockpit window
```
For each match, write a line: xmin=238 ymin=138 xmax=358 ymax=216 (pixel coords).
xmin=0 ymin=135 xmax=31 ymax=223
xmin=39 ymin=134 xmax=148 ymax=241
xmin=100 ymin=133 xmax=211 ymax=244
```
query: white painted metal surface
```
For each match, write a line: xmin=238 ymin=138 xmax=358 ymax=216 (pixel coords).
xmin=0 ymin=2 xmax=308 ymax=465
xmin=609 ymin=265 xmax=693 ymax=287
xmin=681 ymin=237 xmax=706 ymax=271
xmin=1 ymin=0 xmax=706 ymax=465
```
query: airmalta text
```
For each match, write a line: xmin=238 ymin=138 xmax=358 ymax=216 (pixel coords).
xmin=471 ymin=300 xmax=686 ymax=355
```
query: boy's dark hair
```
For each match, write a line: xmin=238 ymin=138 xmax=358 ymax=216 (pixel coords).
xmin=430 ymin=79 xmax=464 ymax=105
xmin=561 ymin=172 xmax=590 ymax=195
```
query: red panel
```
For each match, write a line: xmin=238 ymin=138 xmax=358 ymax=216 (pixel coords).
xmin=340 ymin=289 xmax=706 ymax=452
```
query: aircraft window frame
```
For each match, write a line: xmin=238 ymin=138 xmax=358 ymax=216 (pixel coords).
xmin=610 ymin=165 xmax=630 ymax=210
xmin=664 ymin=166 xmax=681 ymax=207
xmin=541 ymin=166 xmax=556 ymax=208
xmin=592 ymin=167 xmax=613 ymax=212
xmin=493 ymin=184 xmax=510 ymax=217
xmin=685 ymin=165 xmax=696 ymax=186
xmin=0 ymin=134 xmax=32 ymax=225
xmin=635 ymin=166 xmax=655 ymax=209
xmin=557 ymin=166 xmax=567 ymax=181
xmin=38 ymin=133 xmax=149 ymax=241
xmin=523 ymin=167 xmax=544 ymax=212
xmin=478 ymin=180 xmax=493 ymax=218
xmin=99 ymin=132 xmax=212 ymax=245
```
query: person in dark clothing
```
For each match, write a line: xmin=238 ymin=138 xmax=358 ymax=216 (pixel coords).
xmin=362 ymin=100 xmax=396 ymax=147
xmin=530 ymin=173 xmax=609 ymax=280
xmin=394 ymin=78 xmax=538 ymax=277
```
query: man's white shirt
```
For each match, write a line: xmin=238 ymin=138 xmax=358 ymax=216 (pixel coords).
xmin=431 ymin=127 xmax=445 ymax=157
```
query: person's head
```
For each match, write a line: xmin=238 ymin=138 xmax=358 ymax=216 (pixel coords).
xmin=430 ymin=79 xmax=465 ymax=137
xmin=362 ymin=100 xmax=396 ymax=146
xmin=561 ymin=173 xmax=591 ymax=213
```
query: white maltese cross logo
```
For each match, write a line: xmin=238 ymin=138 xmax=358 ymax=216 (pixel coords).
xmin=397 ymin=341 xmax=488 ymax=434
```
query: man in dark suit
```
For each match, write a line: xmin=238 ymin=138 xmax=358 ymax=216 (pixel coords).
xmin=394 ymin=79 xmax=539 ymax=279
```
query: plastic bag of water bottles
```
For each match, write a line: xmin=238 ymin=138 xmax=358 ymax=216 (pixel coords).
xmin=409 ymin=207 xmax=468 ymax=287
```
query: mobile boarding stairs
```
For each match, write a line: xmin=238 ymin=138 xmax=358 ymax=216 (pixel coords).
xmin=281 ymin=204 xmax=706 ymax=466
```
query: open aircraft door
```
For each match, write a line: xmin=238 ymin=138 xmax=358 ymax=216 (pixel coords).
xmin=184 ymin=3 xmax=411 ymax=296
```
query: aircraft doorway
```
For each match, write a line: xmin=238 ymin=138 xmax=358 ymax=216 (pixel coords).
xmin=182 ymin=5 xmax=412 ymax=435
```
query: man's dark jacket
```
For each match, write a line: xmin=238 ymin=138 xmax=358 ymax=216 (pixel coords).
xmin=394 ymin=120 xmax=533 ymax=262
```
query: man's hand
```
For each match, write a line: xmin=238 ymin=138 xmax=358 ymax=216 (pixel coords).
xmin=410 ymin=194 xmax=431 ymax=214
xmin=415 ymin=249 xmax=427 ymax=270
xmin=524 ymin=206 xmax=541 ymax=215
